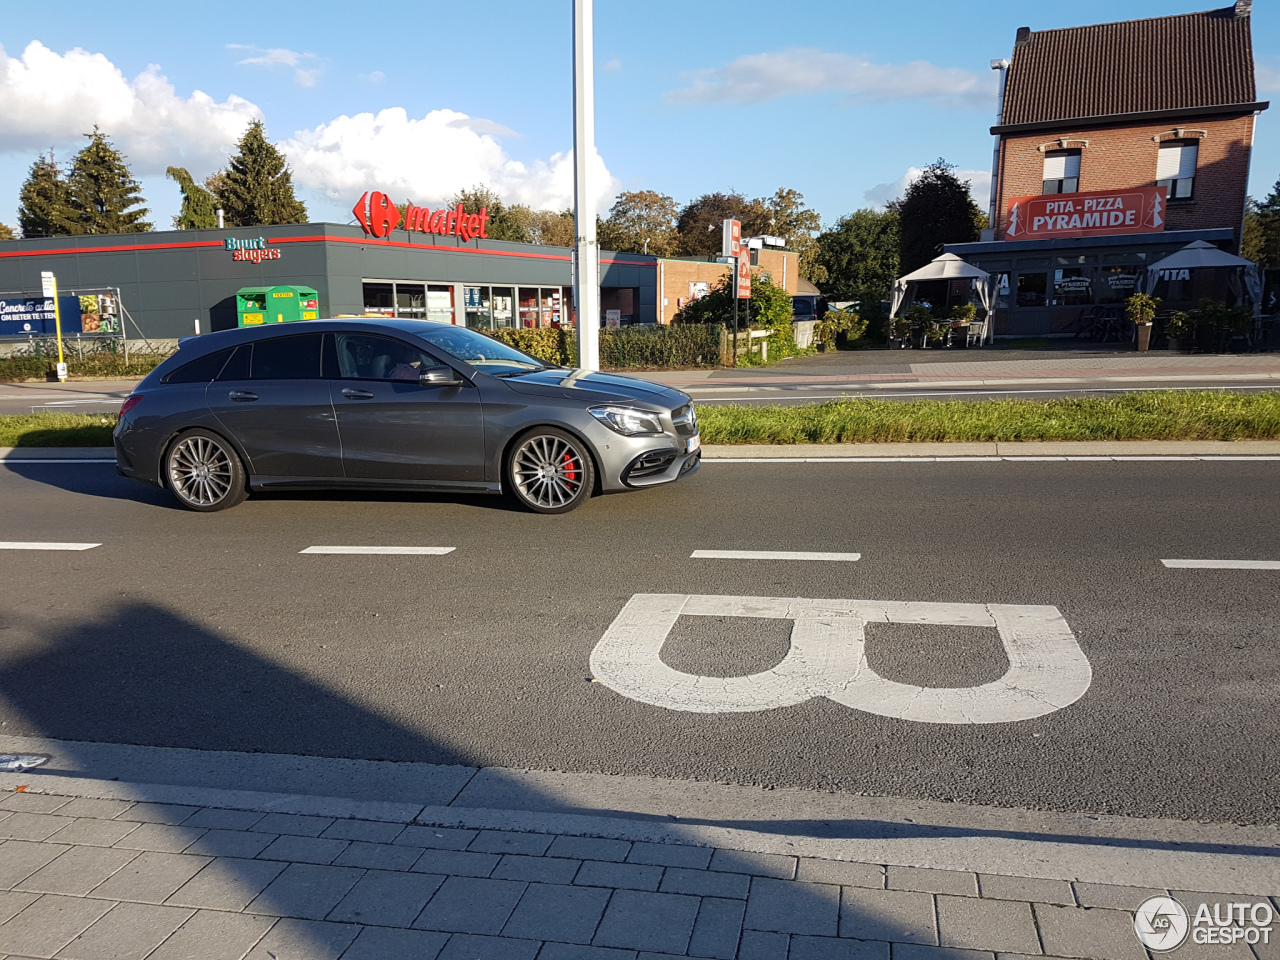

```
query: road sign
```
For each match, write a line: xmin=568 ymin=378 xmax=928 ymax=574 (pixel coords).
xmin=721 ymin=219 xmax=741 ymax=259
xmin=40 ymin=272 xmax=55 ymax=298
xmin=736 ymin=254 xmax=752 ymax=300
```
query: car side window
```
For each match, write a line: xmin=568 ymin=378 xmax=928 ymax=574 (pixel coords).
xmin=334 ymin=334 xmax=438 ymax=382
xmin=216 ymin=344 xmax=251 ymax=381
xmin=164 ymin=347 xmax=235 ymax=383
xmin=250 ymin=334 xmax=323 ymax=380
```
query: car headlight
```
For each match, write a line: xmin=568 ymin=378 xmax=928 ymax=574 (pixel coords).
xmin=589 ymin=405 xmax=665 ymax=436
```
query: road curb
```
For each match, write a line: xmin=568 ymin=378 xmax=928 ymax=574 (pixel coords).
xmin=704 ymin=440 xmax=1280 ymax=458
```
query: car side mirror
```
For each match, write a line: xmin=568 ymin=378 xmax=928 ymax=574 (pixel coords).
xmin=419 ymin=365 xmax=463 ymax=387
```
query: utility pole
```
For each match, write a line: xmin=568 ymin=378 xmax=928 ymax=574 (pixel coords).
xmin=572 ymin=0 xmax=601 ymax=370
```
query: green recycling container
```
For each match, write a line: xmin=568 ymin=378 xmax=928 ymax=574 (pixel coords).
xmin=236 ymin=285 xmax=319 ymax=326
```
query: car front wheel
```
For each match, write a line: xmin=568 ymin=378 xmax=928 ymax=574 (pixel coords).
xmin=507 ymin=428 xmax=594 ymax=514
xmin=165 ymin=429 xmax=248 ymax=512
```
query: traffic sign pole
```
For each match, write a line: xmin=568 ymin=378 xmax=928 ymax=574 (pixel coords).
xmin=41 ymin=271 xmax=67 ymax=382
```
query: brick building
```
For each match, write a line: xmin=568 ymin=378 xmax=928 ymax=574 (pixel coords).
xmin=947 ymin=1 xmax=1267 ymax=336
xmin=655 ymin=248 xmax=801 ymax=325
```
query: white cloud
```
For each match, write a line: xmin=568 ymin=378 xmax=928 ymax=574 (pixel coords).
xmin=229 ymin=44 xmax=322 ymax=87
xmin=446 ymin=116 xmax=520 ymax=138
xmin=863 ymin=166 xmax=992 ymax=210
xmin=1257 ymin=57 xmax=1280 ymax=93
xmin=281 ymin=107 xmax=618 ymax=215
xmin=362 ymin=71 xmax=386 ymax=83
xmin=667 ymin=48 xmax=991 ymax=108
xmin=604 ymin=59 xmax=622 ymax=71
xmin=0 ymin=40 xmax=260 ymax=172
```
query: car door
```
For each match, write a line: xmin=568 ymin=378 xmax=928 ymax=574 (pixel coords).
xmin=205 ymin=332 xmax=343 ymax=479
xmin=327 ymin=332 xmax=486 ymax=482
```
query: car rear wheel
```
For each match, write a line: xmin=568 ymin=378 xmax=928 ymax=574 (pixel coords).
xmin=507 ymin=428 xmax=594 ymax=514
xmin=165 ymin=429 xmax=248 ymax=512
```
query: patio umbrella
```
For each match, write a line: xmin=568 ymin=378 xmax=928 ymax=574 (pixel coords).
xmin=890 ymin=254 xmax=997 ymax=343
xmin=1142 ymin=241 xmax=1264 ymax=315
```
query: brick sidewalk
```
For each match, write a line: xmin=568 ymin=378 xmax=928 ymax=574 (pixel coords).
xmin=1 ymin=789 xmax=1270 ymax=960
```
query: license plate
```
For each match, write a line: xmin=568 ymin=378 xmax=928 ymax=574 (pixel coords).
xmin=686 ymin=436 xmax=701 ymax=453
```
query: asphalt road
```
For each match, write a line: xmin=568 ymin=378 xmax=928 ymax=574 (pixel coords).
xmin=0 ymin=457 xmax=1277 ymax=825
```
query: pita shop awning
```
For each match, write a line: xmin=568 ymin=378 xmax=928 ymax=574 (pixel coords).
xmin=1143 ymin=240 xmax=1264 ymax=315
xmin=891 ymin=254 xmax=998 ymax=342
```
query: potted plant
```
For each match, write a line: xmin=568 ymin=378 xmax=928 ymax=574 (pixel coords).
xmin=906 ymin=304 xmax=936 ymax=349
xmin=949 ymin=302 xmax=977 ymax=349
xmin=884 ymin=315 xmax=912 ymax=348
xmin=1124 ymin=293 xmax=1161 ymax=353
xmin=1164 ymin=311 xmax=1195 ymax=352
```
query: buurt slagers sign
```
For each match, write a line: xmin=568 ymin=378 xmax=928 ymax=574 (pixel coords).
xmin=352 ymin=191 xmax=490 ymax=242
xmin=1006 ymin=186 xmax=1167 ymax=240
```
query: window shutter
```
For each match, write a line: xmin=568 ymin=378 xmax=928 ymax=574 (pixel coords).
xmin=1157 ymin=143 xmax=1197 ymax=181
xmin=1043 ymin=153 xmax=1067 ymax=179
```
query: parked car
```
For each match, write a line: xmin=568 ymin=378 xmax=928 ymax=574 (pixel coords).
xmin=114 ymin=319 xmax=700 ymax=514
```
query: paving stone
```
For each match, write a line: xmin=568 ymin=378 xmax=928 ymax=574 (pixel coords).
xmin=326 ymin=870 xmax=445 ymax=927
xmin=710 ymin=850 xmax=797 ymax=880
xmin=660 ymin=867 xmax=750 ymax=899
xmin=413 ymin=876 xmax=527 ymax=935
xmin=16 ymin=845 xmax=137 ymax=896
xmin=1070 ymin=882 xmax=1164 ymax=911
xmin=468 ymin=830 xmax=554 ymax=856
xmin=0 ymin=893 xmax=114 ymax=957
xmin=112 ymin=823 xmax=207 ymax=854
xmin=892 ymin=945 xmax=993 ymax=960
xmin=0 ymin=840 xmax=70 ymax=890
xmin=398 ymin=826 xmax=478 ymax=850
xmin=548 ymin=836 xmax=632 ymax=863
xmin=593 ymin=889 xmax=701 ymax=954
xmin=889 ymin=867 xmax=979 ymax=897
xmin=57 ymin=900 xmax=194 ymax=960
xmin=256 ymin=834 xmax=349 ymax=865
xmin=341 ymin=926 xmax=450 ymax=960
xmin=181 ymin=808 xmax=265 ymax=831
xmin=627 ymin=842 xmax=712 ymax=869
xmin=575 ymin=860 xmax=663 ymax=892
xmin=0 ymin=890 xmax=39 ymax=924
xmin=333 ymin=841 xmax=423 ymax=872
xmin=1164 ymin=933 xmax=1258 ymax=960
xmin=46 ymin=818 xmax=141 ymax=848
xmin=181 ymin=829 xmax=275 ymax=859
xmin=979 ymin=875 xmax=1075 ymax=906
xmin=840 ymin=886 xmax=937 ymax=945
xmin=319 ymin=820 xmax=403 ymax=844
xmin=245 ymin=862 xmax=364 ymax=920
xmin=492 ymin=854 xmax=581 ymax=884
xmin=49 ymin=799 xmax=134 ymax=821
xmin=0 ymin=812 xmax=75 ymax=841
xmin=89 ymin=851 xmax=211 ymax=904
xmin=116 ymin=804 xmax=198 ymax=826
xmin=435 ymin=933 xmax=541 ymax=960
xmin=688 ymin=896 xmax=746 ymax=959
xmin=502 ymin=881 xmax=611 ymax=943
xmin=249 ymin=813 xmax=333 ymax=837
xmin=146 ymin=908 xmax=276 ymax=960
xmin=165 ymin=858 xmax=286 ymax=911
xmin=540 ymin=945 xmax=638 ymax=960
xmin=935 ymin=896 xmax=1040 ymax=954
xmin=1033 ymin=903 xmax=1151 ymax=960
xmin=744 ymin=877 xmax=841 ymax=936
xmin=411 ymin=849 xmax=500 ymax=878
xmin=241 ymin=918 xmax=360 ymax=960
xmin=737 ymin=930 xmax=790 ymax=960
xmin=0 ymin=792 xmax=71 ymax=814
xmin=789 ymin=935 xmax=891 ymax=959
xmin=799 ymin=860 xmax=886 ymax=889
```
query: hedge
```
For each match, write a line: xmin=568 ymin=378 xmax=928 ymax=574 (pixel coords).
xmin=488 ymin=324 xmax=724 ymax=369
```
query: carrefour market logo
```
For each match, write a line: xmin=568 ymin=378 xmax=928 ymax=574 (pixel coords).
xmin=1134 ymin=897 xmax=1189 ymax=951
xmin=352 ymin=191 xmax=490 ymax=242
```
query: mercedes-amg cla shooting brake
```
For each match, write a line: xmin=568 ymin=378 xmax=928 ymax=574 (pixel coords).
xmin=114 ymin=319 xmax=701 ymax=514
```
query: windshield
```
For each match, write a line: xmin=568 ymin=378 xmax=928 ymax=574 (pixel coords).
xmin=413 ymin=324 xmax=546 ymax=375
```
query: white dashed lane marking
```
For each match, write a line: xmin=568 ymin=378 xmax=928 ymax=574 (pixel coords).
xmin=691 ymin=550 xmax=861 ymax=562
xmin=0 ymin=542 xmax=101 ymax=551
xmin=1161 ymin=559 xmax=1280 ymax=570
xmin=299 ymin=546 xmax=456 ymax=555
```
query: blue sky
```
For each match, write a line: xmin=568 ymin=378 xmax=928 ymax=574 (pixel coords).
xmin=1 ymin=0 xmax=1276 ymax=233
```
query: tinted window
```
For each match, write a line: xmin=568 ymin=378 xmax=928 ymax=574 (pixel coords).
xmin=334 ymin=334 xmax=437 ymax=382
xmin=250 ymin=334 xmax=322 ymax=380
xmin=164 ymin=348 xmax=233 ymax=383
xmin=216 ymin=345 xmax=251 ymax=381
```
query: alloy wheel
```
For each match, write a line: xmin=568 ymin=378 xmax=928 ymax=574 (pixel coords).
xmin=168 ymin=434 xmax=235 ymax=508
xmin=511 ymin=433 xmax=589 ymax=510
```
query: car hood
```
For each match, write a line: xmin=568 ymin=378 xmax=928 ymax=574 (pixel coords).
xmin=500 ymin=368 xmax=688 ymax=407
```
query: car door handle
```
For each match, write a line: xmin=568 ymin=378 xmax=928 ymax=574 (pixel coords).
xmin=228 ymin=390 xmax=258 ymax=402
xmin=340 ymin=388 xmax=375 ymax=400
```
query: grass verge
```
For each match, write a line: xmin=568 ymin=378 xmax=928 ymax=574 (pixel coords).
xmin=0 ymin=353 xmax=169 ymax=382
xmin=0 ymin=413 xmax=118 ymax=447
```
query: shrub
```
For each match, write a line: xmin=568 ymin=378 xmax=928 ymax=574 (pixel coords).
xmin=485 ymin=324 xmax=725 ymax=369
xmin=1125 ymin=292 xmax=1161 ymax=325
xmin=814 ymin=311 xmax=869 ymax=349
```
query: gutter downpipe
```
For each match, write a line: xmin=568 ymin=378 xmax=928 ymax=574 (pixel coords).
xmin=986 ymin=58 xmax=1011 ymax=344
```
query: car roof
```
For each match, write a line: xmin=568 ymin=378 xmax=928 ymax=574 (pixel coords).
xmin=176 ymin=318 xmax=454 ymax=354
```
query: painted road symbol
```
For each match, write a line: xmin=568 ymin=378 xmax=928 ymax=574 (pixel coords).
xmin=589 ymin=594 xmax=1092 ymax=724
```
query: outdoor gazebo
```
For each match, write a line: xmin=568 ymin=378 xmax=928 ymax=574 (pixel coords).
xmin=890 ymin=254 xmax=998 ymax=344
xmin=1142 ymin=240 xmax=1265 ymax=315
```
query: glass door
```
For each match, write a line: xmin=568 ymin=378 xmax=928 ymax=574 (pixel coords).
xmin=492 ymin=287 xmax=515 ymax=329
xmin=426 ymin=285 xmax=455 ymax=324
xmin=519 ymin=288 xmax=540 ymax=328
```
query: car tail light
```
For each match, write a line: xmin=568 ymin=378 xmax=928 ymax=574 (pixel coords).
xmin=119 ymin=394 xmax=143 ymax=417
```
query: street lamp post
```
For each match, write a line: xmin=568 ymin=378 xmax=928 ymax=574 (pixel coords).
xmin=572 ymin=0 xmax=601 ymax=370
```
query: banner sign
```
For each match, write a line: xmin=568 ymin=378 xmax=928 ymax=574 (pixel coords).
xmin=353 ymin=191 xmax=490 ymax=242
xmin=1006 ymin=186 xmax=1166 ymax=240
xmin=0 ymin=296 xmax=82 ymax=336
xmin=736 ymin=251 xmax=752 ymax=300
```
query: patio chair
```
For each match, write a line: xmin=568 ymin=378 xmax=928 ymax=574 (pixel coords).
xmin=964 ymin=321 xmax=986 ymax=347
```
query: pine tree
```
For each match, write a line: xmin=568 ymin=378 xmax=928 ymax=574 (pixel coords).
xmin=166 ymin=166 xmax=218 ymax=230
xmin=893 ymin=159 xmax=982 ymax=274
xmin=215 ymin=121 xmax=308 ymax=227
xmin=60 ymin=129 xmax=152 ymax=235
xmin=17 ymin=153 xmax=72 ymax=238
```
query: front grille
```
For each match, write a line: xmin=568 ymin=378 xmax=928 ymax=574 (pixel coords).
xmin=626 ymin=450 xmax=677 ymax=480
xmin=671 ymin=404 xmax=698 ymax=437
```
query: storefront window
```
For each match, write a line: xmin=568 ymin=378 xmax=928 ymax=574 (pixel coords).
xmin=464 ymin=286 xmax=491 ymax=330
xmin=492 ymin=287 xmax=515 ymax=329
xmin=362 ymin=282 xmax=394 ymax=316
xmin=1016 ymin=273 xmax=1048 ymax=308
xmin=519 ymin=288 xmax=540 ymax=328
xmin=396 ymin=283 xmax=425 ymax=318
xmin=1098 ymin=266 xmax=1141 ymax=303
xmin=542 ymin=287 xmax=563 ymax=327
xmin=1053 ymin=268 xmax=1094 ymax=306
xmin=561 ymin=287 xmax=575 ymax=328
xmin=426 ymin=285 xmax=454 ymax=323
xmin=995 ymin=274 xmax=1010 ymax=310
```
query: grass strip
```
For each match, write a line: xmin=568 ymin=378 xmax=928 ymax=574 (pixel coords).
xmin=0 ymin=413 xmax=118 ymax=447
xmin=0 ymin=353 xmax=169 ymax=382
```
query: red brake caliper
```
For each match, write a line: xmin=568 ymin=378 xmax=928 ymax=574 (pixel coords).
xmin=562 ymin=453 xmax=578 ymax=487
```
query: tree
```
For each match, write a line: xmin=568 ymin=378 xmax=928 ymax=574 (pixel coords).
xmin=674 ymin=273 xmax=794 ymax=330
xmin=814 ymin=209 xmax=900 ymax=303
xmin=0 ymin=223 xmax=14 ymax=240
xmin=214 ymin=120 xmax=307 ymax=227
xmin=756 ymin=188 xmax=826 ymax=284
xmin=598 ymin=190 xmax=680 ymax=255
xmin=448 ymin=184 xmax=530 ymax=242
xmin=1244 ymin=175 xmax=1280 ymax=269
xmin=676 ymin=191 xmax=767 ymax=258
xmin=58 ymin=129 xmax=152 ymax=234
xmin=528 ymin=209 xmax=574 ymax=247
xmin=17 ymin=153 xmax=72 ymax=238
xmin=892 ymin=159 xmax=982 ymax=274
xmin=166 ymin=166 xmax=218 ymax=230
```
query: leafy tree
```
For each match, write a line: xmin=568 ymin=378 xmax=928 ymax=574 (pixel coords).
xmin=166 ymin=166 xmax=218 ymax=230
xmin=528 ymin=209 xmax=574 ymax=247
xmin=1244 ymin=176 xmax=1280 ymax=269
xmin=814 ymin=209 xmax=900 ymax=303
xmin=676 ymin=191 xmax=767 ymax=258
xmin=214 ymin=120 xmax=307 ymax=227
xmin=756 ymin=188 xmax=826 ymax=284
xmin=598 ymin=190 xmax=680 ymax=255
xmin=448 ymin=184 xmax=531 ymax=242
xmin=58 ymin=129 xmax=152 ymax=234
xmin=892 ymin=159 xmax=982 ymax=274
xmin=674 ymin=272 xmax=794 ymax=330
xmin=0 ymin=223 xmax=14 ymax=240
xmin=18 ymin=153 xmax=72 ymax=238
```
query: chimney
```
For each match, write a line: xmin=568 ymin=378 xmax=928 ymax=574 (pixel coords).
xmin=1015 ymin=26 xmax=1031 ymax=46
xmin=1234 ymin=0 xmax=1251 ymax=16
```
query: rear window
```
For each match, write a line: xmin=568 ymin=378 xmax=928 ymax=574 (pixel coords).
xmin=163 ymin=347 xmax=235 ymax=383
xmin=250 ymin=334 xmax=323 ymax=380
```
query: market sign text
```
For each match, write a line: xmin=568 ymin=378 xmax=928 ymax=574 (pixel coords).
xmin=1005 ymin=186 xmax=1167 ymax=240
xmin=352 ymin=191 xmax=490 ymax=242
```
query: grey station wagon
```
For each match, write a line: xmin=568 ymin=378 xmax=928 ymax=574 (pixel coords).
xmin=114 ymin=319 xmax=701 ymax=513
